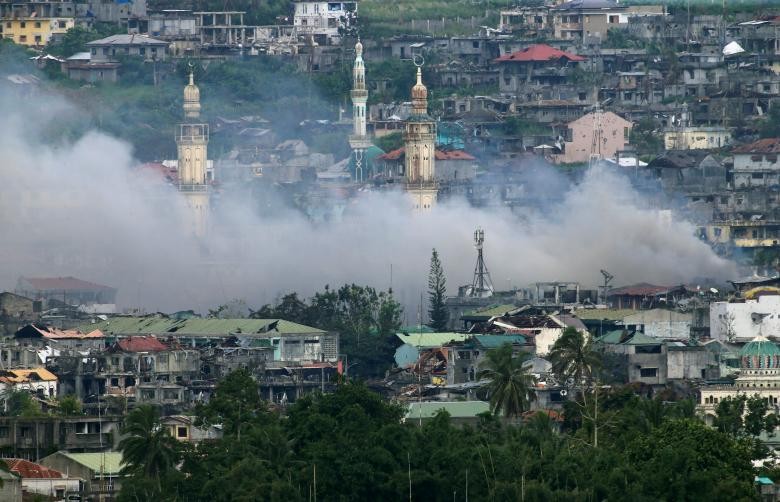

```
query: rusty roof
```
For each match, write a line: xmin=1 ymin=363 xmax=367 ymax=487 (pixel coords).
xmin=115 ymin=336 xmax=169 ymax=352
xmin=731 ymin=138 xmax=780 ymax=154
xmin=4 ymin=458 xmax=65 ymax=479
xmin=0 ymin=368 xmax=58 ymax=383
xmin=16 ymin=324 xmax=104 ymax=340
xmin=495 ymin=44 xmax=586 ymax=63
xmin=377 ymin=147 xmax=476 ymax=161
xmin=607 ymin=283 xmax=670 ymax=297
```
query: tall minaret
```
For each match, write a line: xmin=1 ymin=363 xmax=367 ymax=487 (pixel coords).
xmin=176 ymin=69 xmax=210 ymax=237
xmin=349 ymin=39 xmax=371 ymax=182
xmin=404 ymin=66 xmax=437 ymax=211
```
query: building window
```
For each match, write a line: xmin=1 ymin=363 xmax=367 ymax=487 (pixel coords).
xmin=34 ymin=22 xmax=41 ymax=28
xmin=640 ymin=368 xmax=658 ymax=378
xmin=20 ymin=22 xmax=26 ymax=29
xmin=59 ymin=21 xmax=66 ymax=29
xmin=34 ymin=35 xmax=41 ymax=43
xmin=177 ymin=426 xmax=188 ymax=438
xmin=19 ymin=35 xmax=27 ymax=43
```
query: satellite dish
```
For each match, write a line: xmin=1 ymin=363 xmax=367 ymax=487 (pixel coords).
xmin=710 ymin=288 xmax=719 ymax=294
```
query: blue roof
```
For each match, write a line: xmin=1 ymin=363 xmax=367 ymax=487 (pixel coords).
xmin=472 ymin=334 xmax=526 ymax=348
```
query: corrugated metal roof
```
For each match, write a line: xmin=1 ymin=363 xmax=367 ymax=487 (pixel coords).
xmin=116 ymin=336 xmax=168 ymax=352
xmin=574 ymin=309 xmax=635 ymax=321
xmin=80 ymin=317 xmax=325 ymax=337
xmin=732 ymin=138 xmax=780 ymax=154
xmin=495 ymin=44 xmax=586 ymax=63
xmin=377 ymin=147 xmax=476 ymax=161
xmin=85 ymin=34 xmax=168 ymax=46
xmin=395 ymin=332 xmax=470 ymax=348
xmin=462 ymin=304 xmax=517 ymax=320
xmin=472 ymin=334 xmax=526 ymax=348
xmin=60 ymin=452 xmax=123 ymax=475
xmin=4 ymin=459 xmax=64 ymax=479
xmin=0 ymin=368 xmax=58 ymax=383
xmin=405 ymin=401 xmax=490 ymax=419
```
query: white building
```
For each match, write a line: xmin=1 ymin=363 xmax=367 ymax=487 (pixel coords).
xmin=293 ymin=0 xmax=357 ymax=45
xmin=710 ymin=295 xmax=780 ymax=342
xmin=622 ymin=309 xmax=692 ymax=340
xmin=0 ymin=368 xmax=58 ymax=402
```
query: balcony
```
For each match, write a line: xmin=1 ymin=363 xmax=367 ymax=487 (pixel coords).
xmin=734 ymin=238 xmax=780 ymax=248
xmin=64 ymin=432 xmax=113 ymax=450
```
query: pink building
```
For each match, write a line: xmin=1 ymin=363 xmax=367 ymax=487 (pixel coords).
xmin=554 ymin=111 xmax=632 ymax=164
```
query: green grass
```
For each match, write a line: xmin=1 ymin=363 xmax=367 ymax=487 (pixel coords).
xmin=360 ymin=0 xmax=505 ymax=37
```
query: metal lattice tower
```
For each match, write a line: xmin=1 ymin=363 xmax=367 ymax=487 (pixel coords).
xmin=471 ymin=228 xmax=494 ymax=298
xmin=589 ymin=105 xmax=603 ymax=169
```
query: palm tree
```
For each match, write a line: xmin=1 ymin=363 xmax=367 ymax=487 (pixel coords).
xmin=118 ymin=404 xmax=180 ymax=489
xmin=548 ymin=327 xmax=601 ymax=388
xmin=478 ymin=343 xmax=537 ymax=419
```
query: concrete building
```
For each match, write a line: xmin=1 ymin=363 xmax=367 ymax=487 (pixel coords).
xmin=86 ymin=34 xmax=169 ymax=63
xmin=3 ymin=458 xmax=80 ymax=500
xmin=551 ymin=0 xmax=664 ymax=42
xmin=177 ymin=70 xmax=210 ymax=238
xmin=710 ymin=295 xmax=780 ymax=342
xmin=0 ymin=292 xmax=39 ymax=336
xmin=14 ymin=324 xmax=105 ymax=351
xmin=1 ymin=16 xmax=73 ymax=46
xmin=554 ymin=110 xmax=632 ymax=165
xmin=495 ymin=44 xmax=585 ymax=92
xmin=63 ymin=52 xmax=120 ymax=83
xmin=293 ymin=0 xmax=357 ymax=45
xmin=15 ymin=277 xmax=116 ymax=311
xmin=621 ymin=309 xmax=692 ymax=340
xmin=162 ymin=415 xmax=222 ymax=444
xmin=0 ymin=468 xmax=21 ymax=502
xmin=39 ymin=451 xmax=123 ymax=499
xmin=0 ymin=368 xmax=58 ymax=403
xmin=663 ymin=103 xmax=731 ymax=150
xmin=404 ymin=66 xmax=438 ymax=211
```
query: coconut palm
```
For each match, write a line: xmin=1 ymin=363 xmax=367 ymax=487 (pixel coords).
xmin=548 ymin=327 xmax=601 ymax=388
xmin=118 ymin=404 xmax=180 ymax=488
xmin=478 ymin=343 xmax=537 ymax=419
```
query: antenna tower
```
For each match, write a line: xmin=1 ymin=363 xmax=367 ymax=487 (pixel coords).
xmin=471 ymin=228 xmax=494 ymax=298
xmin=600 ymin=269 xmax=614 ymax=305
xmin=589 ymin=105 xmax=603 ymax=168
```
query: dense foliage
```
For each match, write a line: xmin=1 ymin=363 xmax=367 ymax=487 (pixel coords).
xmin=121 ymin=371 xmax=764 ymax=501
xmin=252 ymin=284 xmax=402 ymax=377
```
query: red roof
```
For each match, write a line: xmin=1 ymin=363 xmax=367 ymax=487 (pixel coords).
xmin=495 ymin=44 xmax=586 ymax=63
xmin=139 ymin=162 xmax=179 ymax=184
xmin=116 ymin=336 xmax=169 ymax=352
xmin=4 ymin=458 xmax=65 ymax=479
xmin=731 ymin=138 xmax=780 ymax=154
xmin=20 ymin=276 xmax=114 ymax=291
xmin=377 ymin=147 xmax=476 ymax=161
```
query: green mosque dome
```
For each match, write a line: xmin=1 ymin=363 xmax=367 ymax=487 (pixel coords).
xmin=741 ymin=336 xmax=780 ymax=369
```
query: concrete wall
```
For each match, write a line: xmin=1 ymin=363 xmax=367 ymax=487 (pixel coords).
xmin=555 ymin=111 xmax=632 ymax=164
xmin=710 ymin=296 xmax=780 ymax=342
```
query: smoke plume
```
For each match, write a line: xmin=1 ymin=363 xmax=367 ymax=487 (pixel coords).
xmin=0 ymin=85 xmax=736 ymax=316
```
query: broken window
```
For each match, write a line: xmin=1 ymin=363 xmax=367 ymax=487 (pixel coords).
xmin=177 ymin=426 xmax=188 ymax=438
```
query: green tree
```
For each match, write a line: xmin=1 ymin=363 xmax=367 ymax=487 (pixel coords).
xmin=2 ymin=391 xmax=41 ymax=417
xmin=57 ymin=395 xmax=82 ymax=416
xmin=374 ymin=131 xmax=403 ymax=153
xmin=478 ymin=344 xmax=537 ymax=419
xmin=548 ymin=327 xmax=601 ymax=387
xmin=196 ymin=369 xmax=265 ymax=436
xmin=427 ymin=248 xmax=448 ymax=331
xmin=118 ymin=405 xmax=181 ymax=491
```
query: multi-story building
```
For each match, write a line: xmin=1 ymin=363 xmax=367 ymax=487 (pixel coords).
xmin=0 ymin=2 xmax=74 ymax=48
xmin=495 ymin=44 xmax=586 ymax=93
xmin=293 ymin=0 xmax=357 ymax=45
xmin=553 ymin=110 xmax=632 ymax=165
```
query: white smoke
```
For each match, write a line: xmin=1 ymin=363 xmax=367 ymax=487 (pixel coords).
xmin=0 ymin=86 xmax=736 ymax=316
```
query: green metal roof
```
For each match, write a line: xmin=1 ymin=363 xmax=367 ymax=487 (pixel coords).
xmin=405 ymin=401 xmax=490 ymax=420
xmin=624 ymin=332 xmax=662 ymax=345
xmin=595 ymin=330 xmax=629 ymax=344
xmin=62 ymin=452 xmax=123 ymax=475
xmin=79 ymin=317 xmax=325 ymax=337
xmin=472 ymin=334 xmax=526 ymax=348
xmin=574 ymin=309 xmax=636 ymax=321
xmin=395 ymin=332 xmax=470 ymax=348
xmin=461 ymin=304 xmax=517 ymax=320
